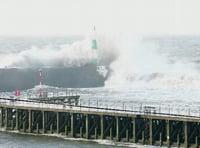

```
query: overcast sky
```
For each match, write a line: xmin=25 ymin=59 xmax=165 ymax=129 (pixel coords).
xmin=0 ymin=0 xmax=200 ymax=36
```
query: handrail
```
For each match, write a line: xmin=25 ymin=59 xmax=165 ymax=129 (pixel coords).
xmin=0 ymin=97 xmax=199 ymax=119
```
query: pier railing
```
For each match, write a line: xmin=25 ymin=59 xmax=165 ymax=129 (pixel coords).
xmin=0 ymin=97 xmax=199 ymax=120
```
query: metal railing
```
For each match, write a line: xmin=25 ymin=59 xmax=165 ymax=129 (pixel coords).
xmin=0 ymin=97 xmax=200 ymax=120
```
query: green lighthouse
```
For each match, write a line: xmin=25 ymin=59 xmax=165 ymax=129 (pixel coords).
xmin=92 ymin=39 xmax=97 ymax=50
xmin=91 ymin=26 xmax=98 ymax=64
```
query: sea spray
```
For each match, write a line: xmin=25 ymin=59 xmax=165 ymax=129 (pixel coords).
xmin=105 ymin=34 xmax=200 ymax=88
xmin=0 ymin=35 xmax=117 ymax=69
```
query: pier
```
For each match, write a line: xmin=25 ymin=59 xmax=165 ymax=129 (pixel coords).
xmin=0 ymin=98 xmax=199 ymax=148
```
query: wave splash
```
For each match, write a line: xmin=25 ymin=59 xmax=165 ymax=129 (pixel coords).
xmin=105 ymin=35 xmax=200 ymax=88
xmin=0 ymin=35 xmax=117 ymax=69
xmin=0 ymin=35 xmax=200 ymax=88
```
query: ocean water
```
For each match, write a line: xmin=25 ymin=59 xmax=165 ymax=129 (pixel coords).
xmin=0 ymin=35 xmax=200 ymax=147
xmin=0 ymin=131 xmax=121 ymax=148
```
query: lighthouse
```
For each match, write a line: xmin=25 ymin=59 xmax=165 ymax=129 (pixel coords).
xmin=92 ymin=26 xmax=97 ymax=50
xmin=91 ymin=26 xmax=108 ymax=77
xmin=91 ymin=26 xmax=98 ymax=65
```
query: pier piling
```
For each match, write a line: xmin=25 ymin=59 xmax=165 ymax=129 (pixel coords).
xmin=0 ymin=101 xmax=199 ymax=147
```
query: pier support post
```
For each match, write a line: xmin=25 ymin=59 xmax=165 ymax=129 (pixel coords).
xmin=177 ymin=133 xmax=180 ymax=147
xmin=71 ymin=113 xmax=75 ymax=137
xmin=160 ymin=132 xmax=163 ymax=146
xmin=95 ymin=127 xmax=97 ymax=139
xmin=80 ymin=127 xmax=83 ymax=138
xmin=32 ymin=111 xmax=34 ymax=128
xmin=0 ymin=108 xmax=3 ymax=128
xmin=85 ymin=114 xmax=89 ymax=139
xmin=11 ymin=120 xmax=14 ymax=130
xmin=5 ymin=108 xmax=8 ymax=129
xmin=149 ymin=119 xmax=153 ymax=145
xmin=16 ymin=109 xmax=19 ymax=130
xmin=65 ymin=125 xmax=68 ymax=135
xmin=110 ymin=127 xmax=113 ymax=140
xmin=23 ymin=121 xmax=26 ymax=132
xmin=166 ymin=120 xmax=171 ymax=147
xmin=42 ymin=111 xmax=46 ymax=134
xmin=142 ymin=131 xmax=145 ymax=144
xmin=132 ymin=118 xmax=137 ymax=143
xmin=57 ymin=112 xmax=60 ymax=134
xmin=50 ymin=124 xmax=53 ymax=134
xmin=100 ymin=115 xmax=104 ymax=139
xmin=184 ymin=122 xmax=188 ymax=148
xmin=126 ymin=128 xmax=129 ymax=142
xmin=116 ymin=116 xmax=120 ymax=142
xmin=29 ymin=110 xmax=32 ymax=133
xmin=195 ymin=136 xmax=198 ymax=147
xmin=36 ymin=123 xmax=39 ymax=134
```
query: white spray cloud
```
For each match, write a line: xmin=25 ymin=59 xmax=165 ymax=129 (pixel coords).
xmin=105 ymin=34 xmax=200 ymax=88
xmin=0 ymin=35 xmax=115 ymax=82
xmin=0 ymin=35 xmax=117 ymax=69
xmin=8 ymin=39 xmax=91 ymax=68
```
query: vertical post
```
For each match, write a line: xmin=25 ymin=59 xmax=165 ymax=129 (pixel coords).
xmin=101 ymin=115 xmax=104 ymax=139
xmin=80 ymin=127 xmax=83 ymax=138
xmin=71 ymin=113 xmax=74 ymax=137
xmin=0 ymin=108 xmax=3 ymax=128
xmin=32 ymin=111 xmax=34 ymax=130
xmin=65 ymin=125 xmax=68 ymax=135
xmin=25 ymin=111 xmax=28 ymax=132
xmin=23 ymin=121 xmax=26 ymax=132
xmin=149 ymin=119 xmax=153 ymax=145
xmin=29 ymin=110 xmax=32 ymax=133
xmin=57 ymin=112 xmax=60 ymax=134
xmin=110 ymin=127 xmax=113 ymax=140
xmin=142 ymin=131 xmax=145 ymax=145
xmin=0 ymin=107 xmax=3 ymax=128
xmin=85 ymin=114 xmax=89 ymax=139
xmin=50 ymin=124 xmax=53 ymax=134
xmin=42 ymin=111 xmax=46 ymax=134
xmin=95 ymin=127 xmax=97 ymax=139
xmin=16 ymin=109 xmax=19 ymax=130
xmin=160 ymin=132 xmax=162 ymax=146
xmin=18 ymin=111 xmax=22 ymax=131
xmin=177 ymin=133 xmax=180 ymax=147
xmin=11 ymin=120 xmax=14 ymax=130
xmin=166 ymin=120 xmax=171 ymax=147
xmin=116 ymin=116 xmax=120 ymax=142
xmin=36 ymin=123 xmax=39 ymax=134
xmin=126 ymin=128 xmax=129 ymax=142
xmin=184 ymin=122 xmax=188 ymax=148
xmin=195 ymin=136 xmax=198 ymax=147
xmin=132 ymin=118 xmax=137 ymax=143
xmin=5 ymin=108 xmax=8 ymax=129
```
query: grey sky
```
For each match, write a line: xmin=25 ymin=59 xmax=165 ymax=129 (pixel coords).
xmin=0 ymin=0 xmax=200 ymax=36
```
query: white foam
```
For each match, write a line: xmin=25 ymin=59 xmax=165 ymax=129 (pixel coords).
xmin=105 ymin=34 xmax=200 ymax=89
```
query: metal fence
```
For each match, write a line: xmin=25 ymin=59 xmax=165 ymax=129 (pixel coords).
xmin=0 ymin=97 xmax=200 ymax=119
